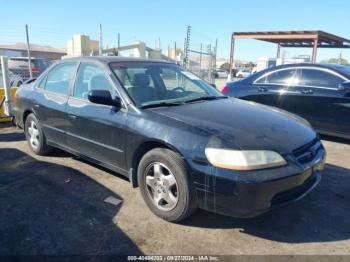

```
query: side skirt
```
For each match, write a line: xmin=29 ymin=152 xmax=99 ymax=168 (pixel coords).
xmin=47 ymin=140 xmax=131 ymax=179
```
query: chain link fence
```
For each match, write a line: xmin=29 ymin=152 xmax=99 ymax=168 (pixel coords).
xmin=183 ymin=26 xmax=217 ymax=84
xmin=186 ymin=49 xmax=215 ymax=83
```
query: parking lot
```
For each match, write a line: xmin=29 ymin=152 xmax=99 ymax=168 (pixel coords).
xmin=0 ymin=124 xmax=349 ymax=256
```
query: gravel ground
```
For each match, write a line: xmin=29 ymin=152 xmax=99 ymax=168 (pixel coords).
xmin=0 ymin=124 xmax=349 ymax=256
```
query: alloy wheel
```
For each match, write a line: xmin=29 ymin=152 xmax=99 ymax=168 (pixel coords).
xmin=27 ymin=120 xmax=40 ymax=150
xmin=145 ymin=162 xmax=179 ymax=211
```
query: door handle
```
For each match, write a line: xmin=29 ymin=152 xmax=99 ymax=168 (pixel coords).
xmin=258 ymin=87 xmax=268 ymax=92
xmin=301 ymin=89 xmax=314 ymax=95
xmin=68 ymin=114 xmax=77 ymax=119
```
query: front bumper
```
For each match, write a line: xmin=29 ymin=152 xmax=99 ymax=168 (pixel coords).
xmin=190 ymin=143 xmax=326 ymax=218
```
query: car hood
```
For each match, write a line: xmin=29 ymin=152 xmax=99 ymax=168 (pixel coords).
xmin=148 ymin=98 xmax=316 ymax=153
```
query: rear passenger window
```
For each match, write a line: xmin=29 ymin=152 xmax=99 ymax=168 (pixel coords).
xmin=299 ymin=69 xmax=343 ymax=88
xmin=45 ymin=63 xmax=76 ymax=95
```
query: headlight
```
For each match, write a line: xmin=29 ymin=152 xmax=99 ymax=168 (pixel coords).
xmin=205 ymin=148 xmax=287 ymax=170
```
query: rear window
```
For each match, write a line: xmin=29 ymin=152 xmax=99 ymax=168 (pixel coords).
xmin=33 ymin=59 xmax=52 ymax=69
xmin=8 ymin=59 xmax=33 ymax=69
xmin=8 ymin=58 xmax=51 ymax=70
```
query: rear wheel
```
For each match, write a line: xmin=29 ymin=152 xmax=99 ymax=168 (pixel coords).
xmin=137 ymin=148 xmax=197 ymax=222
xmin=24 ymin=113 xmax=51 ymax=155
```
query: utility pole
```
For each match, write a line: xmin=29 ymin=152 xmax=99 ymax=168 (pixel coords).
xmin=117 ymin=33 xmax=120 ymax=56
xmin=118 ymin=33 xmax=120 ymax=52
xmin=207 ymin=44 xmax=212 ymax=83
xmin=25 ymin=24 xmax=33 ymax=78
xmin=199 ymin=43 xmax=202 ymax=77
xmin=214 ymin=38 xmax=218 ymax=73
xmin=99 ymin=24 xmax=103 ymax=55
xmin=184 ymin=25 xmax=191 ymax=69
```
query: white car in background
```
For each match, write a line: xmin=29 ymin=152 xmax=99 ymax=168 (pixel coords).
xmin=236 ymin=70 xmax=251 ymax=78
xmin=214 ymin=69 xmax=228 ymax=78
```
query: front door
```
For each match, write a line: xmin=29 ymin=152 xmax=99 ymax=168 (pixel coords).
xmin=66 ymin=62 xmax=127 ymax=171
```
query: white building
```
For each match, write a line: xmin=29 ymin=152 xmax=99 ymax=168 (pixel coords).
xmin=65 ymin=35 xmax=99 ymax=57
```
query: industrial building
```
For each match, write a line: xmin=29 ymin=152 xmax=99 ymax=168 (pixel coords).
xmin=0 ymin=42 xmax=66 ymax=60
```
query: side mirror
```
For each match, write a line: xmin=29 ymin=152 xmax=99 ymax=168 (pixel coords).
xmin=338 ymin=82 xmax=350 ymax=91
xmin=88 ymin=90 xmax=121 ymax=108
xmin=210 ymin=83 xmax=217 ymax=88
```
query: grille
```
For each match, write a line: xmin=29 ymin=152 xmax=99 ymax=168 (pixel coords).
xmin=293 ymin=138 xmax=323 ymax=165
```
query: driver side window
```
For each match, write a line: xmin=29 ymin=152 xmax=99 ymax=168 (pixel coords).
xmin=73 ymin=63 xmax=115 ymax=99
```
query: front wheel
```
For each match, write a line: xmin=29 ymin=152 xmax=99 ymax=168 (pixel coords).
xmin=137 ymin=148 xmax=197 ymax=222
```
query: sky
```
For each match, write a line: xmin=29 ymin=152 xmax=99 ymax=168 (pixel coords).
xmin=1 ymin=0 xmax=350 ymax=62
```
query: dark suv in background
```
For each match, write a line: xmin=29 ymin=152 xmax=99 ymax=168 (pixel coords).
xmin=8 ymin=57 xmax=52 ymax=80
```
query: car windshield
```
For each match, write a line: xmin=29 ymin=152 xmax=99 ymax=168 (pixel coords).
xmin=110 ymin=62 xmax=224 ymax=107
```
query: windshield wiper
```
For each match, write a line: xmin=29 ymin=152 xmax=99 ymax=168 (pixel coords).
xmin=140 ymin=96 xmax=228 ymax=109
xmin=140 ymin=101 xmax=185 ymax=109
xmin=183 ymin=95 xmax=228 ymax=103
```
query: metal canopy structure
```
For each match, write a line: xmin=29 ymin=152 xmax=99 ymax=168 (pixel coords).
xmin=229 ymin=30 xmax=350 ymax=79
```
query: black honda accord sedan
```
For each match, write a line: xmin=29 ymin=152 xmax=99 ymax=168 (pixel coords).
xmin=222 ymin=63 xmax=350 ymax=139
xmin=14 ymin=57 xmax=326 ymax=222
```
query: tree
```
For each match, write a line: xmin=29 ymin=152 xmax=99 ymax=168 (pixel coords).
xmin=220 ymin=62 xmax=230 ymax=71
xmin=321 ymin=58 xmax=349 ymax=65
xmin=220 ymin=62 xmax=238 ymax=77
xmin=246 ymin=62 xmax=256 ymax=71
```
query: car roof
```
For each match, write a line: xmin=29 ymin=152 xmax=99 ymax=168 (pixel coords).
xmin=59 ymin=56 xmax=173 ymax=64
xmin=234 ymin=63 xmax=350 ymax=84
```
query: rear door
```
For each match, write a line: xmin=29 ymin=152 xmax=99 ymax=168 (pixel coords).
xmin=66 ymin=62 xmax=127 ymax=171
xmin=295 ymin=68 xmax=350 ymax=135
xmin=34 ymin=62 xmax=77 ymax=146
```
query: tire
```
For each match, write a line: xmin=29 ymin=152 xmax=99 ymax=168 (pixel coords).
xmin=137 ymin=148 xmax=197 ymax=222
xmin=24 ymin=113 xmax=51 ymax=155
